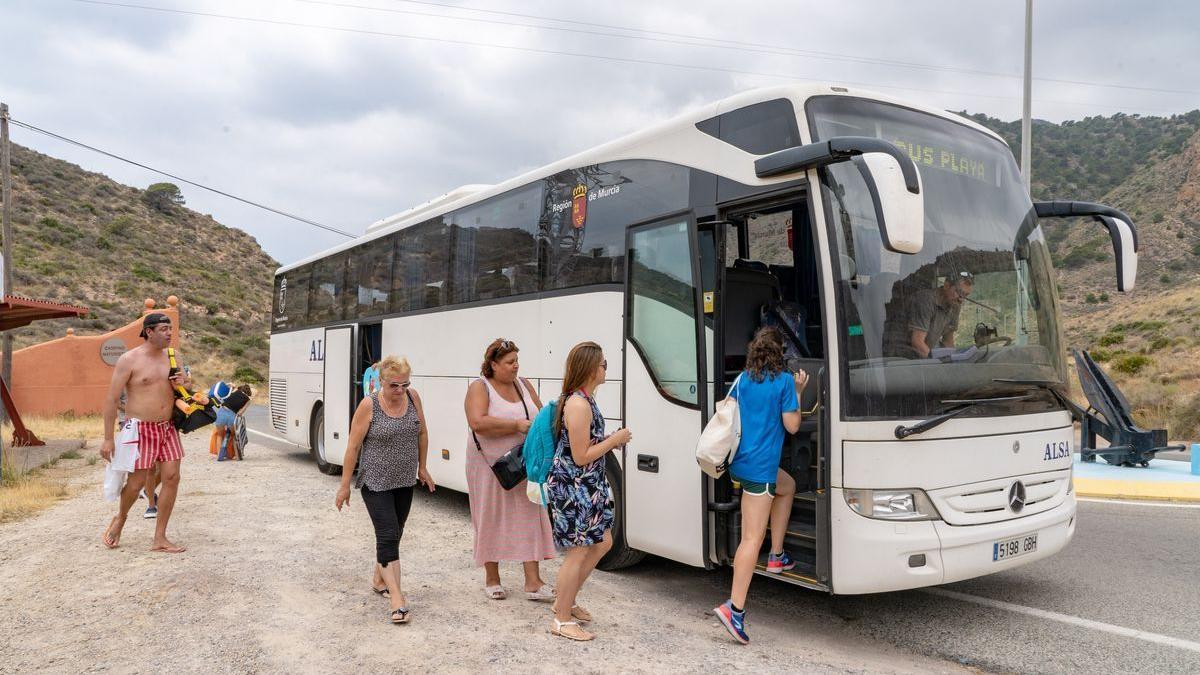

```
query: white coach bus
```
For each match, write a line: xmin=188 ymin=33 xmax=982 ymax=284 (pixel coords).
xmin=269 ymin=83 xmax=1139 ymax=593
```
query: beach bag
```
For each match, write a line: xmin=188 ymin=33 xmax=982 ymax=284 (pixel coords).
xmin=696 ymin=373 xmax=743 ymax=478
xmin=168 ymin=348 xmax=217 ymax=433
xmin=472 ymin=379 xmax=530 ymax=490
xmin=522 ymin=400 xmax=557 ymax=506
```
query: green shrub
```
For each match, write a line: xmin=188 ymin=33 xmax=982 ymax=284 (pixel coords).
xmin=104 ymin=216 xmax=134 ymax=236
xmin=1149 ymin=334 xmax=1171 ymax=351
xmin=1160 ymin=274 xmax=1171 ymax=284
xmin=1097 ymin=332 xmax=1125 ymax=346
xmin=1153 ymin=212 xmax=1165 ymax=223
xmin=95 ymin=236 xmax=112 ymax=250
xmin=1090 ymin=348 xmax=1113 ymax=362
xmin=199 ymin=335 xmax=220 ymax=346
xmin=233 ymin=366 xmax=263 ymax=384
xmin=1192 ymin=242 xmax=1200 ymax=256
xmin=1099 ymin=292 xmax=1110 ymax=302
xmin=1112 ymin=354 xmax=1151 ymax=374
xmin=131 ymin=263 xmax=164 ymax=283
xmin=1085 ymin=293 xmax=1098 ymax=304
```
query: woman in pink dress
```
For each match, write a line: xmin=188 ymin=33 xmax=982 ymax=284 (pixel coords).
xmin=464 ymin=338 xmax=557 ymax=601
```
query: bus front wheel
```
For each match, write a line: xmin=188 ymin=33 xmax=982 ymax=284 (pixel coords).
xmin=309 ymin=405 xmax=342 ymax=476
xmin=597 ymin=457 xmax=645 ymax=571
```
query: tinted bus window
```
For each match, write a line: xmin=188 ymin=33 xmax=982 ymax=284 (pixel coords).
xmin=271 ymin=265 xmax=310 ymax=332
xmin=392 ymin=219 xmax=450 ymax=312
xmin=308 ymin=252 xmax=348 ymax=325
xmin=542 ymin=160 xmax=690 ymax=290
xmin=347 ymin=235 xmax=393 ymax=319
xmin=449 ymin=184 xmax=541 ymax=303
xmin=698 ymin=98 xmax=800 ymax=155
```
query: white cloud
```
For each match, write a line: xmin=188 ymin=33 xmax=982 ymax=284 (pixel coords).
xmin=2 ymin=0 xmax=1197 ymax=265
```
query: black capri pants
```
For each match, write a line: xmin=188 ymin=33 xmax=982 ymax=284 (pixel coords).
xmin=360 ymin=485 xmax=415 ymax=566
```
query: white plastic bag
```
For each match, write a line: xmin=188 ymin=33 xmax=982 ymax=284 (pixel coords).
xmin=695 ymin=373 xmax=742 ymax=478
xmin=526 ymin=480 xmax=549 ymax=506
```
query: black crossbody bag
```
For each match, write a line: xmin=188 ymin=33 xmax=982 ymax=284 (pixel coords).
xmin=471 ymin=379 xmax=530 ymax=490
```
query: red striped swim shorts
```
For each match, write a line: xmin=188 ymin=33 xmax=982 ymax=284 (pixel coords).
xmin=134 ymin=420 xmax=185 ymax=470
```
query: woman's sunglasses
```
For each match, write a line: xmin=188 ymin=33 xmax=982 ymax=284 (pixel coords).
xmin=387 ymin=381 xmax=412 ymax=390
xmin=600 ymin=360 xmax=608 ymax=370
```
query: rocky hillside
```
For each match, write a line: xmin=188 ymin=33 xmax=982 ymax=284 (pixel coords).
xmin=2 ymin=143 xmax=277 ymax=387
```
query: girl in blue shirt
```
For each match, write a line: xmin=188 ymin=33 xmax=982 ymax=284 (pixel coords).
xmin=714 ymin=327 xmax=808 ymax=645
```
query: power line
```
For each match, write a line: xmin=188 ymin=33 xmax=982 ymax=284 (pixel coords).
xmin=63 ymin=0 xmax=1191 ymax=115
xmin=8 ymin=118 xmax=356 ymax=239
xmin=338 ymin=0 xmax=1200 ymax=98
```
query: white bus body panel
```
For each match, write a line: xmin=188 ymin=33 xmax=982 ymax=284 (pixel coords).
xmin=376 ymin=292 xmax=624 ymax=494
xmin=623 ymin=340 xmax=705 ymax=566
xmin=268 ymin=327 xmax=323 ymax=446
xmin=831 ymin=419 xmax=1077 ymax=594
xmin=322 ymin=326 xmax=354 ymax=466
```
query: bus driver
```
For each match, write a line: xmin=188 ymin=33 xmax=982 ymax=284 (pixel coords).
xmin=882 ymin=271 xmax=974 ymax=359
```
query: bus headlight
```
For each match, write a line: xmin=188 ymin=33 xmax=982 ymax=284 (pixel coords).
xmin=844 ymin=489 xmax=941 ymax=521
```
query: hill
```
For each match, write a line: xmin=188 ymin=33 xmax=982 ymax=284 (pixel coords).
xmin=971 ymin=112 xmax=1200 ymax=438
xmin=2 ymin=142 xmax=277 ymax=389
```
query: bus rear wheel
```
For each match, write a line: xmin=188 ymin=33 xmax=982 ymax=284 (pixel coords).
xmin=597 ymin=458 xmax=645 ymax=571
xmin=309 ymin=405 xmax=342 ymax=476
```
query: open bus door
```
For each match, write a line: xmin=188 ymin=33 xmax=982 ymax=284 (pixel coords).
xmin=621 ymin=214 xmax=710 ymax=568
xmin=321 ymin=325 xmax=355 ymax=472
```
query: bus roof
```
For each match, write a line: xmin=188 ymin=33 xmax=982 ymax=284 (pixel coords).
xmin=277 ymin=82 xmax=1005 ymax=274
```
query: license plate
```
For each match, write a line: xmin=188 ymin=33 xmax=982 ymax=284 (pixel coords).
xmin=992 ymin=532 xmax=1038 ymax=562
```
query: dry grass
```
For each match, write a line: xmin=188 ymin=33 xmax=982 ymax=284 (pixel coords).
xmin=2 ymin=414 xmax=103 ymax=445
xmin=0 ymin=462 xmax=72 ymax=523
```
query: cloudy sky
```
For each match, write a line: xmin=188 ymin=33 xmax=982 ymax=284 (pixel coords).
xmin=2 ymin=0 xmax=1198 ymax=265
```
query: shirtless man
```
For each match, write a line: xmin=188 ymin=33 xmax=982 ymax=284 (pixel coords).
xmin=100 ymin=312 xmax=187 ymax=553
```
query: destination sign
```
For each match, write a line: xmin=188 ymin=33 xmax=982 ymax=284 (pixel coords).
xmin=890 ymin=138 xmax=991 ymax=183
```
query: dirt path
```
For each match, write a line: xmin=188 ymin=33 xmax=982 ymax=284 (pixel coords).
xmin=0 ymin=434 xmax=971 ymax=673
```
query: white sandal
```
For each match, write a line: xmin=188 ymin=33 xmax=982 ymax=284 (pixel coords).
xmin=525 ymin=584 xmax=556 ymax=602
xmin=550 ymin=618 xmax=594 ymax=641
xmin=483 ymin=585 xmax=507 ymax=600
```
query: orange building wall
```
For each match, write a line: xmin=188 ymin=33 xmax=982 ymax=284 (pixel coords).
xmin=10 ymin=297 xmax=181 ymax=417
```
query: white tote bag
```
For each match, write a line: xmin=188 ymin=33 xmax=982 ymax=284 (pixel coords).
xmin=695 ymin=373 xmax=743 ymax=478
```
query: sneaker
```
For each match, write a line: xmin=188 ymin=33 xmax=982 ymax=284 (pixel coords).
xmin=143 ymin=506 xmax=158 ymax=519
xmin=714 ymin=600 xmax=749 ymax=644
xmin=766 ymin=550 xmax=796 ymax=574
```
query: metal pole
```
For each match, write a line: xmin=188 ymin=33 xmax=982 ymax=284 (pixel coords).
xmin=1021 ymin=0 xmax=1033 ymax=195
xmin=0 ymin=103 xmax=13 ymax=430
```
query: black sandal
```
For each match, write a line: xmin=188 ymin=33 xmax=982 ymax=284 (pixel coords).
xmin=372 ymin=585 xmax=390 ymax=599
xmin=389 ymin=607 xmax=410 ymax=624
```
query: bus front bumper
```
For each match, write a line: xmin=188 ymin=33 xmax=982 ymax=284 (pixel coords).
xmin=831 ymin=489 xmax=1077 ymax=595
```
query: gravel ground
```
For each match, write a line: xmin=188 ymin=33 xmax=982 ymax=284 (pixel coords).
xmin=0 ymin=434 xmax=970 ymax=673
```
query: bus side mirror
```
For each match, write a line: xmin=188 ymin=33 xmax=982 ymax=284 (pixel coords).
xmin=755 ymin=136 xmax=924 ymax=255
xmin=1033 ymin=201 xmax=1138 ymax=292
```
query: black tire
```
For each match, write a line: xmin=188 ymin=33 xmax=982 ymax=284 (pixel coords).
xmin=309 ymin=405 xmax=342 ymax=476
xmin=597 ymin=457 xmax=646 ymax=571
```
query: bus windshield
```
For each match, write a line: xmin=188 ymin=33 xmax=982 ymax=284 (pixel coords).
xmin=809 ymin=96 xmax=1066 ymax=420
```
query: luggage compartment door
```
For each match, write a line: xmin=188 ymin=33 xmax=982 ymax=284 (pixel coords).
xmin=322 ymin=325 xmax=355 ymax=467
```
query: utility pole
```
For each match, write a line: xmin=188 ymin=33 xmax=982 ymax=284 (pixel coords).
xmin=1 ymin=102 xmax=13 ymax=430
xmin=1021 ymin=0 xmax=1033 ymax=195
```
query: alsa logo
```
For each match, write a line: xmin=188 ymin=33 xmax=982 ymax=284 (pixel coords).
xmin=309 ymin=339 xmax=324 ymax=362
xmin=1043 ymin=440 xmax=1070 ymax=461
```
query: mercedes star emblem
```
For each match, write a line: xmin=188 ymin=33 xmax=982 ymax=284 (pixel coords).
xmin=1008 ymin=481 xmax=1027 ymax=512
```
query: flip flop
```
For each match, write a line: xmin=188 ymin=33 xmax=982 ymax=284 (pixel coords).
xmin=483 ymin=585 xmax=507 ymax=600
xmin=102 ymin=517 xmax=122 ymax=549
xmin=150 ymin=543 xmax=187 ymax=554
xmin=525 ymin=584 xmax=556 ymax=602
xmin=549 ymin=618 xmax=593 ymax=641
xmin=389 ymin=607 xmax=410 ymax=624
xmin=372 ymin=585 xmax=391 ymax=599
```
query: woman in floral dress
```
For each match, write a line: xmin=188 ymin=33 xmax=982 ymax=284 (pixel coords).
xmin=545 ymin=341 xmax=632 ymax=642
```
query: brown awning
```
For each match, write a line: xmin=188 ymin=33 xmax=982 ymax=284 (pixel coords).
xmin=0 ymin=294 xmax=89 ymax=332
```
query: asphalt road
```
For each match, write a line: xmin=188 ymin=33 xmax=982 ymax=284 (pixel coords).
xmin=245 ymin=405 xmax=1200 ymax=673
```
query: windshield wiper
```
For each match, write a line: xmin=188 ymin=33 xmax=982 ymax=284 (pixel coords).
xmin=992 ymin=378 xmax=1082 ymax=417
xmin=894 ymin=394 xmax=1034 ymax=439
